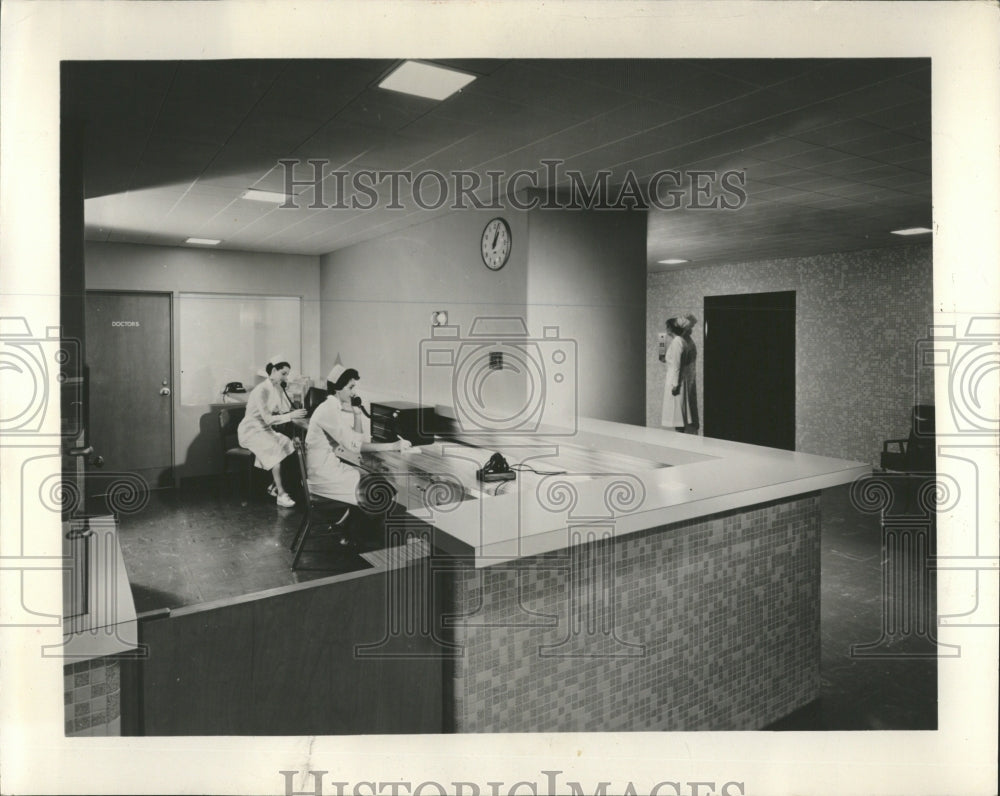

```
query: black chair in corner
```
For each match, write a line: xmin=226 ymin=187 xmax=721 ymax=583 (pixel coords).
xmin=304 ymin=386 xmax=328 ymax=416
xmin=290 ymin=438 xmax=353 ymax=569
xmin=219 ymin=406 xmax=256 ymax=504
xmin=881 ymin=404 xmax=936 ymax=473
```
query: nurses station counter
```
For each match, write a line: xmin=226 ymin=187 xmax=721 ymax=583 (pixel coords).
xmin=121 ymin=414 xmax=870 ymax=735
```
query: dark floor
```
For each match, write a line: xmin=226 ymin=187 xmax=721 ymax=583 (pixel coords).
xmin=115 ymin=474 xmax=937 ymax=731
xmin=116 ymin=473 xmax=390 ymax=610
xmin=769 ymin=481 xmax=938 ymax=730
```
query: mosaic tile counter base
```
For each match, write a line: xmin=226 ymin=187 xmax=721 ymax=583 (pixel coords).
xmin=64 ymin=657 xmax=121 ymax=736
xmin=448 ymin=495 xmax=821 ymax=732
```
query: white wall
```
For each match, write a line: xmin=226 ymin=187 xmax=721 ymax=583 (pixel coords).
xmin=526 ymin=209 xmax=647 ymax=426
xmin=318 ymin=210 xmax=530 ymax=417
xmin=319 ymin=207 xmax=648 ymax=433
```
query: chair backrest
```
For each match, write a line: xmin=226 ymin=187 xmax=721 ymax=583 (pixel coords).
xmin=304 ymin=386 xmax=328 ymax=416
xmin=219 ymin=406 xmax=247 ymax=451
xmin=907 ymin=404 xmax=936 ymax=471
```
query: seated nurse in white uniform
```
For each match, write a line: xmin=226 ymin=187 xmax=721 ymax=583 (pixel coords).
xmin=305 ymin=364 xmax=412 ymax=504
xmin=237 ymin=359 xmax=307 ymax=508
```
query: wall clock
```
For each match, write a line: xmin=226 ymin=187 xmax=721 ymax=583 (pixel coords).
xmin=481 ymin=217 xmax=512 ymax=271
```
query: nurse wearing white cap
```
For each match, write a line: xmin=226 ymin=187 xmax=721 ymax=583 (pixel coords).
xmin=304 ymin=364 xmax=412 ymax=504
xmin=237 ymin=358 xmax=308 ymax=507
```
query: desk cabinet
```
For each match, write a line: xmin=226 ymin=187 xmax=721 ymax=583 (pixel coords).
xmin=122 ymin=558 xmax=448 ymax=735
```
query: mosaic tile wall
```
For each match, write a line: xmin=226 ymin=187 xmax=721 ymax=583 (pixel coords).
xmin=646 ymin=243 xmax=934 ymax=465
xmin=64 ymin=657 xmax=121 ymax=736
xmin=448 ymin=495 xmax=821 ymax=732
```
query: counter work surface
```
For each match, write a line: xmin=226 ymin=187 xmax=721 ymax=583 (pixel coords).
xmin=346 ymin=414 xmax=872 ymax=568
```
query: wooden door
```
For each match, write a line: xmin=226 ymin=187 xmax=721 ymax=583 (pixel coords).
xmin=84 ymin=291 xmax=173 ymax=490
xmin=703 ymin=291 xmax=796 ymax=450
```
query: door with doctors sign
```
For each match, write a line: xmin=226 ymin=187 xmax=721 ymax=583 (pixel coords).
xmin=84 ymin=291 xmax=173 ymax=497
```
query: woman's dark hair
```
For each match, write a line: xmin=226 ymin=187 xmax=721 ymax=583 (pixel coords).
xmin=266 ymin=361 xmax=291 ymax=375
xmin=665 ymin=318 xmax=683 ymax=335
xmin=328 ymin=367 xmax=360 ymax=394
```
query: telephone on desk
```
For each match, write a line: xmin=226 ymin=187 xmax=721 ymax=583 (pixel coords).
xmin=222 ymin=382 xmax=247 ymax=402
xmin=476 ymin=452 xmax=516 ymax=483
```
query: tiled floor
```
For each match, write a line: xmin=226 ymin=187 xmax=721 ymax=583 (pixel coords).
xmin=115 ymin=476 xmax=937 ymax=731
xmin=769 ymin=483 xmax=937 ymax=730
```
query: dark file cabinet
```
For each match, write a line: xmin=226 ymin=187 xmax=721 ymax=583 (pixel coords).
xmin=370 ymin=401 xmax=435 ymax=446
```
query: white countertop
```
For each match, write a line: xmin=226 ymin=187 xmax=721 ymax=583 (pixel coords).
xmin=371 ymin=415 xmax=872 ymax=568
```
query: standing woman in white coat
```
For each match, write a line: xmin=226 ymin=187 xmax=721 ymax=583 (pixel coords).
xmin=679 ymin=313 xmax=700 ymax=434
xmin=661 ymin=317 xmax=698 ymax=432
xmin=237 ymin=360 xmax=307 ymax=507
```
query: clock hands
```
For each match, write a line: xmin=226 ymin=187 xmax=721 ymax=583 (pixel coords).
xmin=482 ymin=218 xmax=510 ymax=270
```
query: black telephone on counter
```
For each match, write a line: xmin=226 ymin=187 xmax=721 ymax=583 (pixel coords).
xmin=477 ymin=452 xmax=516 ymax=483
xmin=223 ymin=381 xmax=246 ymax=394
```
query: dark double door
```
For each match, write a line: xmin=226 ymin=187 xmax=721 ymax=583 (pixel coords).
xmin=703 ymin=291 xmax=796 ymax=451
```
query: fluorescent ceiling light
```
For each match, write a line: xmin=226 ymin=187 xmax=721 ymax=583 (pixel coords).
xmin=378 ymin=60 xmax=476 ymax=101
xmin=658 ymin=258 xmax=690 ymax=265
xmin=243 ymin=189 xmax=291 ymax=203
xmin=186 ymin=237 xmax=221 ymax=246
xmin=890 ymin=227 xmax=932 ymax=236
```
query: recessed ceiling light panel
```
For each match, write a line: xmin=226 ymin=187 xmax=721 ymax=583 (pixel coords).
xmin=242 ymin=189 xmax=291 ymax=203
xmin=658 ymin=258 xmax=690 ymax=265
xmin=186 ymin=237 xmax=221 ymax=246
xmin=378 ymin=60 xmax=476 ymax=101
xmin=890 ymin=227 xmax=933 ymax=236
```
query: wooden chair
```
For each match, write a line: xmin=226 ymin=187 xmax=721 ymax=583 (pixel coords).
xmin=290 ymin=438 xmax=353 ymax=569
xmin=219 ymin=406 xmax=255 ymax=504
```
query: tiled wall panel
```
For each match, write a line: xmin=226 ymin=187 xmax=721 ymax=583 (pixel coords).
xmin=646 ymin=243 xmax=934 ymax=464
xmin=64 ymin=657 xmax=121 ymax=736
xmin=449 ymin=495 xmax=821 ymax=732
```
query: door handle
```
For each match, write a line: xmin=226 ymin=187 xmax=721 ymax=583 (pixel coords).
xmin=91 ymin=455 xmax=105 ymax=468
xmin=160 ymin=386 xmax=171 ymax=396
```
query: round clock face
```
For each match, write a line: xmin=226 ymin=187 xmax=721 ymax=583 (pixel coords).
xmin=481 ymin=217 xmax=512 ymax=271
